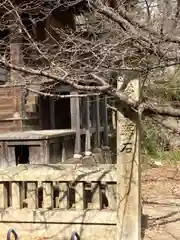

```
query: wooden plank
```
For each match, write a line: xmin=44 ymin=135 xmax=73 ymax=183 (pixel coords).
xmin=106 ymin=183 xmax=116 ymax=210
xmin=61 ymin=139 xmax=66 ymax=163
xmin=79 ymin=97 xmax=84 ymax=129
xmin=70 ymin=91 xmax=81 ymax=157
xmin=21 ymin=182 xmax=26 ymax=207
xmin=91 ymin=182 xmax=101 ymax=210
xmin=43 ymin=182 xmax=53 ymax=209
xmin=84 ymin=97 xmax=91 ymax=155
xmin=75 ymin=182 xmax=84 ymax=209
xmin=6 ymin=146 xmax=16 ymax=167
xmin=116 ymin=78 xmax=141 ymax=240
xmin=11 ymin=182 xmax=21 ymax=209
xmin=7 ymin=141 xmax=41 ymax=146
xmin=59 ymin=182 xmax=68 ymax=209
xmin=42 ymin=140 xmax=50 ymax=164
xmin=26 ymin=182 xmax=37 ymax=209
xmin=94 ymin=96 xmax=101 ymax=147
xmin=10 ymin=42 xmax=22 ymax=131
xmin=100 ymin=96 xmax=109 ymax=146
xmin=0 ymin=183 xmax=8 ymax=208
xmin=29 ymin=145 xmax=41 ymax=164
xmin=0 ymin=209 xmax=116 ymax=224
xmin=0 ymin=164 xmax=116 ymax=182
xmin=0 ymin=142 xmax=7 ymax=168
xmin=0 ymin=129 xmax=75 ymax=141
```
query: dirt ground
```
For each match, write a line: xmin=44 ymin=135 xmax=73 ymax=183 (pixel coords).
xmin=142 ymin=165 xmax=180 ymax=239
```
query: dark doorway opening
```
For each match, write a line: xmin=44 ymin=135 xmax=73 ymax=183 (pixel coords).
xmin=15 ymin=145 xmax=29 ymax=165
xmin=54 ymin=93 xmax=71 ymax=129
xmin=40 ymin=93 xmax=71 ymax=130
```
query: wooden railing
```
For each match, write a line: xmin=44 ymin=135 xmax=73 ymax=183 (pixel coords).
xmin=0 ymin=164 xmax=117 ymax=239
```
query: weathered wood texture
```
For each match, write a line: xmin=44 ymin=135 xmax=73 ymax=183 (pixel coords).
xmin=0 ymin=87 xmax=21 ymax=132
xmin=0 ymin=130 xmax=77 ymax=167
xmin=0 ymin=129 xmax=76 ymax=140
xmin=93 ymin=96 xmax=101 ymax=148
xmin=70 ymin=91 xmax=81 ymax=156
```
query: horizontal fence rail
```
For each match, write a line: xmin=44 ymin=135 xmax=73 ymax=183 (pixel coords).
xmin=0 ymin=164 xmax=116 ymax=182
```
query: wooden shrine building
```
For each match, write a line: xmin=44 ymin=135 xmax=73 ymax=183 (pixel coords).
xmin=0 ymin=0 xmax=110 ymax=168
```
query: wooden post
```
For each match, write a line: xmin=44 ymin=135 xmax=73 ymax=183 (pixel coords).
xmin=100 ymin=96 xmax=109 ymax=146
xmin=92 ymin=96 xmax=101 ymax=148
xmin=116 ymin=77 xmax=141 ymax=240
xmin=85 ymin=97 xmax=91 ymax=156
xmin=100 ymin=95 xmax=111 ymax=163
xmin=42 ymin=140 xmax=50 ymax=164
xmin=26 ymin=182 xmax=37 ymax=209
xmin=75 ymin=182 xmax=84 ymax=209
xmin=70 ymin=91 xmax=82 ymax=158
xmin=59 ymin=182 xmax=68 ymax=209
xmin=12 ymin=182 xmax=21 ymax=209
xmin=50 ymin=98 xmax=55 ymax=129
xmin=106 ymin=183 xmax=116 ymax=210
xmin=61 ymin=140 xmax=66 ymax=163
xmin=91 ymin=182 xmax=101 ymax=210
xmin=10 ymin=17 xmax=23 ymax=130
xmin=0 ymin=183 xmax=8 ymax=209
xmin=43 ymin=182 xmax=53 ymax=209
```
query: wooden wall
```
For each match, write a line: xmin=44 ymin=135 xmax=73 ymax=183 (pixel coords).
xmin=0 ymin=86 xmax=21 ymax=132
xmin=0 ymin=85 xmax=42 ymax=132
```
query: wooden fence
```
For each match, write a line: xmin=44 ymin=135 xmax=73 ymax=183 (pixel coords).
xmin=0 ymin=164 xmax=117 ymax=239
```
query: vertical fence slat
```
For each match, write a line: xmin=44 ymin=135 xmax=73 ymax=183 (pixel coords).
xmin=27 ymin=182 xmax=37 ymax=209
xmin=106 ymin=183 xmax=116 ymax=210
xmin=0 ymin=183 xmax=7 ymax=209
xmin=91 ymin=182 xmax=101 ymax=209
xmin=59 ymin=182 xmax=68 ymax=209
xmin=43 ymin=182 xmax=53 ymax=209
xmin=54 ymin=182 xmax=60 ymax=208
xmin=21 ymin=182 xmax=26 ymax=205
xmin=12 ymin=182 xmax=21 ymax=209
xmin=75 ymin=182 xmax=84 ymax=209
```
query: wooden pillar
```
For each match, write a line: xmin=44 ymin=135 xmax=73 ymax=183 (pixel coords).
xmin=116 ymin=77 xmax=141 ymax=240
xmin=12 ymin=182 xmax=21 ymax=209
xmin=9 ymin=13 xmax=23 ymax=130
xmin=50 ymin=98 xmax=55 ymax=129
xmin=100 ymin=95 xmax=109 ymax=146
xmin=26 ymin=182 xmax=37 ymax=209
xmin=0 ymin=183 xmax=8 ymax=209
xmin=91 ymin=182 xmax=101 ymax=210
xmin=85 ymin=97 xmax=91 ymax=156
xmin=75 ymin=182 xmax=84 ymax=209
xmin=92 ymin=96 xmax=101 ymax=148
xmin=43 ymin=182 xmax=53 ymax=209
xmin=70 ymin=91 xmax=82 ymax=158
xmin=42 ymin=140 xmax=50 ymax=164
xmin=100 ymin=95 xmax=111 ymax=163
xmin=59 ymin=182 xmax=68 ymax=209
